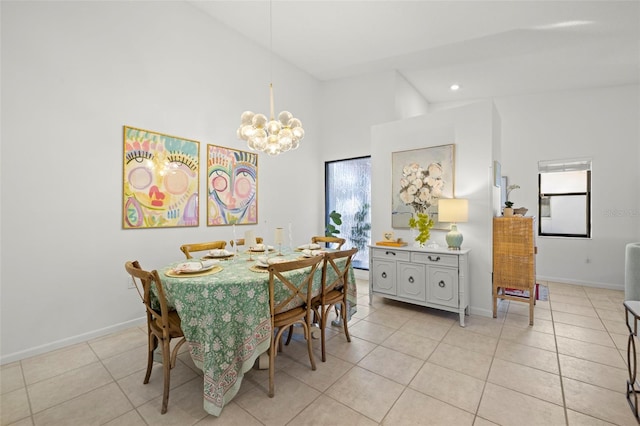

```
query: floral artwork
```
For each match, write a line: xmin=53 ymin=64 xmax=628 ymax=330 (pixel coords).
xmin=123 ymin=126 xmax=199 ymax=229
xmin=207 ymin=145 xmax=258 ymax=226
xmin=392 ymin=144 xmax=455 ymax=229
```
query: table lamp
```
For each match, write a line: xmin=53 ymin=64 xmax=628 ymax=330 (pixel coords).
xmin=438 ymin=198 xmax=469 ymax=250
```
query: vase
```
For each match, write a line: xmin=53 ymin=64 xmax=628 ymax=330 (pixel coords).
xmin=503 ymin=207 xmax=514 ymax=217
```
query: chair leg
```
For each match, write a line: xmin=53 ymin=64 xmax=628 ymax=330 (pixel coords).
xmin=161 ymin=338 xmax=171 ymax=414
xmin=304 ymin=319 xmax=316 ymax=371
xmin=320 ymin=305 xmax=328 ymax=362
xmin=170 ymin=337 xmax=187 ymax=369
xmin=269 ymin=333 xmax=277 ymax=397
xmin=284 ymin=325 xmax=294 ymax=345
xmin=144 ymin=333 xmax=157 ymax=384
xmin=341 ymin=300 xmax=351 ymax=342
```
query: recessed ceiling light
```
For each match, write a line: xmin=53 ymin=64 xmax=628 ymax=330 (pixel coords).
xmin=450 ymin=84 xmax=461 ymax=91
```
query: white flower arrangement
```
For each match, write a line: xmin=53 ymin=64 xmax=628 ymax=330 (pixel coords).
xmin=399 ymin=162 xmax=444 ymax=213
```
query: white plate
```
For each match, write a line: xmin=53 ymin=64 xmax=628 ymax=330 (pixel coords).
xmin=206 ymin=250 xmax=233 ymax=258
xmin=297 ymin=243 xmax=321 ymax=250
xmin=174 ymin=262 xmax=217 ymax=274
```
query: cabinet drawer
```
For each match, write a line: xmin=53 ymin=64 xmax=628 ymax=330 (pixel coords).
xmin=371 ymin=248 xmax=410 ymax=261
xmin=412 ymin=252 xmax=458 ymax=267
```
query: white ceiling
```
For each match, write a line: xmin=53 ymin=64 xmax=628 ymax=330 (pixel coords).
xmin=189 ymin=1 xmax=640 ymax=103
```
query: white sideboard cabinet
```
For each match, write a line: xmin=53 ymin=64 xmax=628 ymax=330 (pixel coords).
xmin=368 ymin=245 xmax=470 ymax=326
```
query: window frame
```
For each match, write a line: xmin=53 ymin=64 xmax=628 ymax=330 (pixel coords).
xmin=537 ymin=159 xmax=591 ymax=238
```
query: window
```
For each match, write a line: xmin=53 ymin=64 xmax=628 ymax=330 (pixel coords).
xmin=325 ymin=156 xmax=371 ymax=269
xmin=538 ymin=158 xmax=591 ymax=238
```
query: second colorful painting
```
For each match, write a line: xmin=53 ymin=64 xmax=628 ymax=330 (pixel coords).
xmin=207 ymin=145 xmax=258 ymax=226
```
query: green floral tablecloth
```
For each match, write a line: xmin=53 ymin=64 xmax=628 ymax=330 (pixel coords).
xmin=160 ymin=251 xmax=356 ymax=416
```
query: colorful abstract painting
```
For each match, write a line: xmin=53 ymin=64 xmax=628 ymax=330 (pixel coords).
xmin=123 ymin=126 xmax=199 ymax=229
xmin=207 ymin=145 xmax=258 ymax=226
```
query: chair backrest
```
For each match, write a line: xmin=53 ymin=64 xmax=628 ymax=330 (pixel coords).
xmin=180 ymin=240 xmax=227 ymax=259
xmin=268 ymin=256 xmax=323 ymax=315
xmin=311 ymin=236 xmax=346 ymax=250
xmin=124 ymin=260 xmax=172 ymax=336
xmin=229 ymin=237 xmax=263 ymax=247
xmin=321 ymin=248 xmax=358 ymax=296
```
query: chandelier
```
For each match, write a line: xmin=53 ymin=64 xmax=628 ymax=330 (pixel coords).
xmin=237 ymin=86 xmax=305 ymax=156
xmin=237 ymin=2 xmax=305 ymax=156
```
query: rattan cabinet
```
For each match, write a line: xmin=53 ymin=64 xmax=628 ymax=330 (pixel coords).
xmin=369 ymin=246 xmax=470 ymax=326
xmin=492 ymin=217 xmax=537 ymax=325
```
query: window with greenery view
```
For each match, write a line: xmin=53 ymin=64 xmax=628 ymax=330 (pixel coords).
xmin=325 ymin=156 xmax=371 ymax=269
xmin=538 ymin=158 xmax=591 ymax=238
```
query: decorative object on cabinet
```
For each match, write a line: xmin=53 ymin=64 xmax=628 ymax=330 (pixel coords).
xmin=368 ymin=245 xmax=470 ymax=326
xmin=409 ymin=213 xmax=435 ymax=247
xmin=375 ymin=240 xmax=407 ymax=247
xmin=207 ymin=145 xmax=258 ymax=226
xmin=438 ymin=198 xmax=469 ymax=250
xmin=492 ymin=217 xmax=537 ymax=325
xmin=503 ymin=184 xmax=520 ymax=217
xmin=391 ymin=144 xmax=455 ymax=230
xmin=123 ymin=126 xmax=199 ymax=229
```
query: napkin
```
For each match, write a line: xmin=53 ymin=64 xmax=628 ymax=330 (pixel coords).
xmin=297 ymin=243 xmax=321 ymax=250
xmin=301 ymin=249 xmax=324 ymax=257
xmin=256 ymin=257 xmax=285 ymax=267
xmin=252 ymin=244 xmax=266 ymax=251
xmin=208 ymin=249 xmax=231 ymax=257
xmin=175 ymin=259 xmax=218 ymax=272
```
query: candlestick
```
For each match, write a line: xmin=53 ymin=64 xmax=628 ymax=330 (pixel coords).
xmin=274 ymin=227 xmax=284 ymax=256
xmin=288 ymin=223 xmax=293 ymax=253
xmin=245 ymin=230 xmax=256 ymax=261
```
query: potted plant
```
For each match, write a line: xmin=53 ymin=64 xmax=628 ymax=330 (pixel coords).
xmin=325 ymin=210 xmax=342 ymax=237
xmin=504 ymin=184 xmax=520 ymax=217
xmin=409 ymin=212 xmax=434 ymax=247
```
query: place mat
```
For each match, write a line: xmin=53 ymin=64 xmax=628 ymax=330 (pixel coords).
xmin=249 ymin=265 xmax=269 ymax=273
xmin=165 ymin=266 xmax=223 ymax=278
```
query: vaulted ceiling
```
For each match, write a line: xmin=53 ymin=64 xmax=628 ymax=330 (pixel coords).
xmin=189 ymin=0 xmax=639 ymax=103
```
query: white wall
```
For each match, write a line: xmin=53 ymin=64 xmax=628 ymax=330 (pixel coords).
xmin=371 ymin=102 xmax=499 ymax=318
xmin=495 ymin=85 xmax=640 ymax=288
xmin=0 ymin=1 xmax=323 ymax=362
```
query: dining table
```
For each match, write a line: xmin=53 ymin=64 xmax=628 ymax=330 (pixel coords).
xmin=159 ymin=247 xmax=357 ymax=417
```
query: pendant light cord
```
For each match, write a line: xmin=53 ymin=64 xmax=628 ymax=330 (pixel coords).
xmin=269 ymin=0 xmax=274 ymax=120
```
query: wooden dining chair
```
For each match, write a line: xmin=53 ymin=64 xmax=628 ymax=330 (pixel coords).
xmin=267 ymin=255 xmax=322 ymax=397
xmin=311 ymin=236 xmax=346 ymax=250
xmin=312 ymin=248 xmax=358 ymax=362
xmin=229 ymin=237 xmax=263 ymax=247
xmin=124 ymin=261 xmax=186 ymax=414
xmin=180 ymin=240 xmax=227 ymax=259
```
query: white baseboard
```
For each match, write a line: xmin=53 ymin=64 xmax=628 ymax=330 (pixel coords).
xmin=1 ymin=317 xmax=146 ymax=365
xmin=536 ymin=275 xmax=624 ymax=291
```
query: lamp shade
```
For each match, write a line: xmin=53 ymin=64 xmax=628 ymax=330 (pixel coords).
xmin=438 ymin=199 xmax=469 ymax=223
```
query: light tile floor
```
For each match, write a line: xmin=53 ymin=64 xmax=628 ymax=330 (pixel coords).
xmin=1 ymin=280 xmax=637 ymax=425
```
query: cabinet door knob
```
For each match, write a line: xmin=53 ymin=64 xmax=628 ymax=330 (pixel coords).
xmin=439 ymin=280 xmax=445 ymax=288
xmin=381 ymin=272 xmax=387 ymax=279
xmin=428 ymin=255 xmax=441 ymax=262
xmin=386 ymin=251 xmax=396 ymax=256
xmin=408 ymin=276 xmax=414 ymax=283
